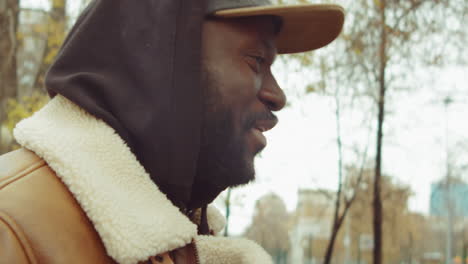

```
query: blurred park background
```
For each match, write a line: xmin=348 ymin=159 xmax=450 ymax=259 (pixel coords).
xmin=1 ymin=0 xmax=468 ymax=264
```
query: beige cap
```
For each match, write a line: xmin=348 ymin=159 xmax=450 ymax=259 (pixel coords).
xmin=212 ymin=3 xmax=344 ymax=54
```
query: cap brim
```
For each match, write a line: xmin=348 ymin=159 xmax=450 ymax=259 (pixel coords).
xmin=214 ymin=4 xmax=344 ymax=54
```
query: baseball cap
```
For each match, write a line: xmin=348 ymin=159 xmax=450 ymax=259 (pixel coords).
xmin=207 ymin=0 xmax=345 ymax=54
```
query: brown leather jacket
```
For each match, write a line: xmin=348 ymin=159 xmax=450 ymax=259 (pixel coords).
xmin=1 ymin=96 xmax=272 ymax=264
xmin=0 ymin=148 xmax=195 ymax=264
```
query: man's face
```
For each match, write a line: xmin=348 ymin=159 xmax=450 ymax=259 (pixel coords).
xmin=192 ymin=16 xmax=286 ymax=206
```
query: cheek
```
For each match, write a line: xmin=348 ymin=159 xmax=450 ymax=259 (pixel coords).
xmin=225 ymin=69 xmax=260 ymax=129
xmin=206 ymin=57 xmax=262 ymax=130
xmin=221 ymin=60 xmax=262 ymax=102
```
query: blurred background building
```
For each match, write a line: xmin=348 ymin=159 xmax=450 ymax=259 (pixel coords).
xmin=243 ymin=177 xmax=468 ymax=264
xmin=430 ymin=178 xmax=468 ymax=218
xmin=289 ymin=189 xmax=338 ymax=264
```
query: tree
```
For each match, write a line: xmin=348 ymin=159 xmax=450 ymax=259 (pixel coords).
xmin=342 ymin=1 xmax=468 ymax=261
xmin=323 ymin=149 xmax=369 ymax=264
xmin=244 ymin=193 xmax=290 ymax=264
xmin=1 ymin=0 xmax=72 ymax=152
xmin=346 ymin=168 xmax=417 ymax=264
xmin=223 ymin=187 xmax=232 ymax=236
xmin=214 ymin=187 xmax=246 ymax=237
xmin=34 ymin=0 xmax=67 ymax=91
xmin=0 ymin=0 xmax=20 ymax=153
xmin=277 ymin=0 xmax=468 ymax=262
xmin=16 ymin=7 xmax=48 ymax=97
xmin=315 ymin=54 xmax=372 ymax=264
xmin=4 ymin=92 xmax=49 ymax=137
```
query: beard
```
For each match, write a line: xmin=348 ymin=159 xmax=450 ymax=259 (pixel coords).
xmin=188 ymin=65 xmax=256 ymax=209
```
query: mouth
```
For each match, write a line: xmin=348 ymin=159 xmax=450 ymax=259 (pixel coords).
xmin=253 ymin=118 xmax=278 ymax=133
xmin=249 ymin=118 xmax=278 ymax=149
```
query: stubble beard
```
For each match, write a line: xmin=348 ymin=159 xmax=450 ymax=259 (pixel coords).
xmin=188 ymin=65 xmax=255 ymax=209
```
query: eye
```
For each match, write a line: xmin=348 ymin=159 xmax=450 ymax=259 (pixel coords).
xmin=246 ymin=55 xmax=266 ymax=73
xmin=252 ymin=55 xmax=265 ymax=64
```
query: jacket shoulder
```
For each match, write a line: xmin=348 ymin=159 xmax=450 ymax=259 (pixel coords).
xmin=0 ymin=148 xmax=115 ymax=263
xmin=0 ymin=210 xmax=38 ymax=263
xmin=0 ymin=148 xmax=43 ymax=263
xmin=0 ymin=148 xmax=45 ymax=185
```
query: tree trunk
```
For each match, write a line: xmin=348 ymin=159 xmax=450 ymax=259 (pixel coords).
xmin=34 ymin=0 xmax=66 ymax=91
xmin=323 ymin=89 xmax=344 ymax=264
xmin=408 ymin=232 xmax=413 ymax=264
xmin=324 ymin=198 xmax=355 ymax=264
xmin=463 ymin=229 xmax=467 ymax=264
xmin=323 ymin=218 xmax=342 ymax=264
xmin=0 ymin=0 xmax=19 ymax=153
xmin=223 ymin=188 xmax=232 ymax=237
xmin=373 ymin=0 xmax=386 ymax=264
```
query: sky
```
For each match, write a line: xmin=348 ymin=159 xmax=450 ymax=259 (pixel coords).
xmin=221 ymin=64 xmax=468 ymax=235
xmin=21 ymin=0 xmax=468 ymax=236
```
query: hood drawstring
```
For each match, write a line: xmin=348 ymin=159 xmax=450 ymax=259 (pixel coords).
xmin=198 ymin=205 xmax=210 ymax=235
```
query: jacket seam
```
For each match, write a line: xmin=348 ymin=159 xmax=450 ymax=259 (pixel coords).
xmin=0 ymin=160 xmax=46 ymax=190
xmin=0 ymin=211 xmax=38 ymax=264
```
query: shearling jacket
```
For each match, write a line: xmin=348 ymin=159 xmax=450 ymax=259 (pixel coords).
xmin=0 ymin=95 xmax=273 ymax=264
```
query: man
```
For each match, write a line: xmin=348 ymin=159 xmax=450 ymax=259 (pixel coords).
xmin=0 ymin=0 xmax=343 ymax=263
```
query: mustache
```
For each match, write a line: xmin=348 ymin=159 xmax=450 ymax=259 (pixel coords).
xmin=243 ymin=111 xmax=278 ymax=131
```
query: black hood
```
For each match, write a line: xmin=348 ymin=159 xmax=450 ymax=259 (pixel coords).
xmin=46 ymin=0 xmax=206 ymax=210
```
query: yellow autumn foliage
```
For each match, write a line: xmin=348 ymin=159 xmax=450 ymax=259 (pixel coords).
xmin=44 ymin=21 xmax=66 ymax=65
xmin=4 ymin=92 xmax=49 ymax=133
xmin=52 ymin=0 xmax=66 ymax=8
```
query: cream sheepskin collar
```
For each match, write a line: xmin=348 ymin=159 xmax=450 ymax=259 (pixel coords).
xmin=14 ymin=95 xmax=272 ymax=264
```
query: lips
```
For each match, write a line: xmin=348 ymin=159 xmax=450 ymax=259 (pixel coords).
xmin=250 ymin=118 xmax=278 ymax=148
xmin=251 ymin=127 xmax=267 ymax=147
xmin=253 ymin=118 xmax=278 ymax=133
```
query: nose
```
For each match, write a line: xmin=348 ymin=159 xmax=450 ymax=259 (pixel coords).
xmin=258 ymin=74 xmax=286 ymax=111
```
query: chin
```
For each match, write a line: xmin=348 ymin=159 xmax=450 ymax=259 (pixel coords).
xmin=230 ymin=157 xmax=256 ymax=187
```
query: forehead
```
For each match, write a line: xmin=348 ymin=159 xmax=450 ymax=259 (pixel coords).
xmin=202 ymin=16 xmax=279 ymax=52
